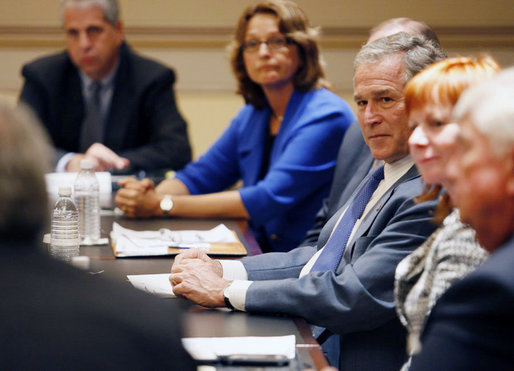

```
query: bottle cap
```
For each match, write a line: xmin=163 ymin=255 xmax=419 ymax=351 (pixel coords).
xmin=80 ymin=159 xmax=94 ymax=170
xmin=58 ymin=186 xmax=72 ymax=197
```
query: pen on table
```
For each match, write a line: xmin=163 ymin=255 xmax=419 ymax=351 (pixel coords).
xmin=168 ymin=243 xmax=210 ymax=249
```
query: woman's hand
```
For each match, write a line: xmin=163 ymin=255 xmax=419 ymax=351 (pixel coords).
xmin=115 ymin=178 xmax=160 ymax=217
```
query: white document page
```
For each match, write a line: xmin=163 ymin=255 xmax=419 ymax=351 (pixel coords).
xmin=181 ymin=335 xmax=296 ymax=361
xmin=127 ymin=273 xmax=175 ymax=298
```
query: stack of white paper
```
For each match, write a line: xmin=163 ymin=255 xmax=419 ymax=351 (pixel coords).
xmin=111 ymin=222 xmax=237 ymax=257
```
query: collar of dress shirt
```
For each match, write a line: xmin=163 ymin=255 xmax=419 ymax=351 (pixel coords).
xmin=79 ymin=60 xmax=119 ymax=101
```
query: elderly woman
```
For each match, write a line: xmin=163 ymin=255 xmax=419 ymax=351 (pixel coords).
xmin=115 ymin=0 xmax=354 ymax=252
xmin=394 ymin=55 xmax=500 ymax=369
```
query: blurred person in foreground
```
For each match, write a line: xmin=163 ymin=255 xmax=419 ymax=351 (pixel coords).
xmin=116 ymin=0 xmax=354 ymax=253
xmin=169 ymin=33 xmax=445 ymax=371
xmin=19 ymin=0 xmax=191 ymax=174
xmin=410 ymin=67 xmax=514 ymax=370
xmin=0 ymin=102 xmax=194 ymax=369
xmin=394 ymin=55 xmax=500 ymax=369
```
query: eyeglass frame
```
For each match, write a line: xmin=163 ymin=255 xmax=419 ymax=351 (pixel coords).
xmin=242 ymin=35 xmax=294 ymax=53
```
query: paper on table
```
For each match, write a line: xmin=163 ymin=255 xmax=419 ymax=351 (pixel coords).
xmin=111 ymin=222 xmax=237 ymax=257
xmin=127 ymin=273 xmax=175 ymax=298
xmin=181 ymin=335 xmax=296 ymax=361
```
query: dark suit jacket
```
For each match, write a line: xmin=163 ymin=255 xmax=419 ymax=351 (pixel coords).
xmin=242 ymin=163 xmax=439 ymax=371
xmin=19 ymin=42 xmax=191 ymax=173
xmin=301 ymin=122 xmax=373 ymax=246
xmin=0 ymin=242 xmax=195 ymax=370
xmin=410 ymin=235 xmax=514 ymax=370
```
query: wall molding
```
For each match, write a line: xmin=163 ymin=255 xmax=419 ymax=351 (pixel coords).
xmin=1 ymin=25 xmax=513 ymax=49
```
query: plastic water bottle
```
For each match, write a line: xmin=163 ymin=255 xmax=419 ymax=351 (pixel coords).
xmin=50 ymin=186 xmax=80 ymax=262
xmin=74 ymin=159 xmax=101 ymax=244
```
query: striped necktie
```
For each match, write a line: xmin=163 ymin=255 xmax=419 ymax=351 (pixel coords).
xmin=311 ymin=165 xmax=385 ymax=272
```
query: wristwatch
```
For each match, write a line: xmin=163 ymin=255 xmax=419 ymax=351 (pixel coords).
xmin=223 ymin=282 xmax=235 ymax=310
xmin=159 ymin=195 xmax=174 ymax=215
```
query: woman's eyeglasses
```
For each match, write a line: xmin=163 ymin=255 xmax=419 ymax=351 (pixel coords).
xmin=242 ymin=36 xmax=292 ymax=53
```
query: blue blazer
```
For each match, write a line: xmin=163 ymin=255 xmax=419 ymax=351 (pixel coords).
xmin=176 ymin=88 xmax=355 ymax=252
xmin=241 ymin=164 xmax=439 ymax=370
xmin=410 ymin=235 xmax=514 ymax=370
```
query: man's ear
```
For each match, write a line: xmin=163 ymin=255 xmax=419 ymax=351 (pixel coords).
xmin=114 ymin=20 xmax=124 ymax=45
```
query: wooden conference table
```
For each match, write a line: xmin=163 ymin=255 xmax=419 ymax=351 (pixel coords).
xmin=78 ymin=213 xmax=329 ymax=370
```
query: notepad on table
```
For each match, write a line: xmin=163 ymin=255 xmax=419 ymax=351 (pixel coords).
xmin=110 ymin=222 xmax=247 ymax=257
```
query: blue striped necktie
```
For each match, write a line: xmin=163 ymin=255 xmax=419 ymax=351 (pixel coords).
xmin=311 ymin=165 xmax=385 ymax=272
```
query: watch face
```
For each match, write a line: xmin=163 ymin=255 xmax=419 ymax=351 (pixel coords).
xmin=160 ymin=196 xmax=173 ymax=212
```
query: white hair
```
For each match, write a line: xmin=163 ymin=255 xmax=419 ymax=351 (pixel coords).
xmin=453 ymin=67 xmax=514 ymax=158
xmin=61 ymin=0 xmax=119 ymax=25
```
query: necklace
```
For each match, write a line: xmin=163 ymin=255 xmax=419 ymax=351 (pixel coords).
xmin=272 ymin=113 xmax=283 ymax=122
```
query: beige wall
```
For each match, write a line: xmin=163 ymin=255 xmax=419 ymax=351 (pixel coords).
xmin=1 ymin=0 xmax=513 ymax=27
xmin=1 ymin=0 xmax=513 ymax=157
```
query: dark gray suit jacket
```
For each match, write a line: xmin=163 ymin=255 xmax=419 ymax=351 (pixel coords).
xmin=19 ymin=42 xmax=191 ymax=173
xmin=0 ymin=242 xmax=195 ymax=369
xmin=241 ymin=162 xmax=439 ymax=371
xmin=301 ymin=122 xmax=373 ymax=246
xmin=410 ymin=235 xmax=514 ymax=370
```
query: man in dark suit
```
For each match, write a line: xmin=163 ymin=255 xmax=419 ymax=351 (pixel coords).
xmin=19 ymin=0 xmax=191 ymax=174
xmin=0 ymin=101 xmax=195 ymax=369
xmin=169 ymin=33 xmax=445 ymax=371
xmin=410 ymin=68 xmax=514 ymax=370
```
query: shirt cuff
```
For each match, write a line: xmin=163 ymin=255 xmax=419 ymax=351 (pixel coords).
xmin=56 ymin=152 xmax=75 ymax=172
xmin=225 ymin=279 xmax=253 ymax=311
xmin=219 ymin=259 xmax=248 ymax=280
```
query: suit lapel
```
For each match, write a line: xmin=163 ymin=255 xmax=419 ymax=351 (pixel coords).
xmin=104 ymin=46 xmax=134 ymax=149
xmin=342 ymin=164 xmax=420 ymax=261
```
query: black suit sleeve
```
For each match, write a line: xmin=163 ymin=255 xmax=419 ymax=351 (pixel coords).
xmin=19 ymin=56 xmax=78 ymax=166
xmin=117 ymin=66 xmax=192 ymax=172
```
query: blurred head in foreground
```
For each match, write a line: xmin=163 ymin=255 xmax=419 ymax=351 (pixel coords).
xmin=0 ymin=102 xmax=52 ymax=244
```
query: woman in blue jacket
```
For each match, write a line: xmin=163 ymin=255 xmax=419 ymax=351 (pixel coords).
xmin=115 ymin=0 xmax=354 ymax=252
